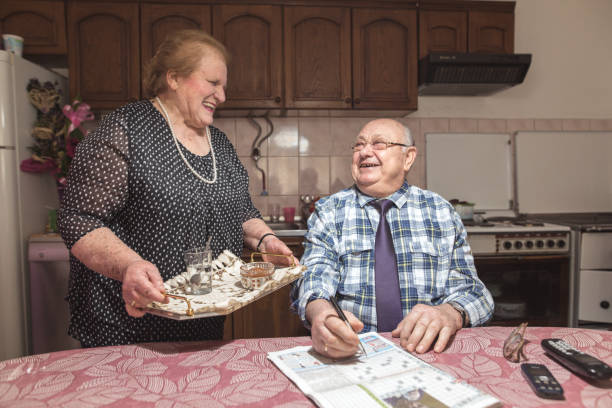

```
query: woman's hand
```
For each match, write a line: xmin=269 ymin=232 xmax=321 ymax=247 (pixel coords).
xmin=260 ymin=235 xmax=299 ymax=266
xmin=122 ymin=260 xmax=167 ymax=317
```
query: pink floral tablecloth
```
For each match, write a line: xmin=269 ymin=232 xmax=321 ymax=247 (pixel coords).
xmin=1 ymin=326 xmax=611 ymax=407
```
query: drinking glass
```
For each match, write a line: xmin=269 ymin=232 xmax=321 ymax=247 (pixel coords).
xmin=183 ymin=247 xmax=213 ymax=295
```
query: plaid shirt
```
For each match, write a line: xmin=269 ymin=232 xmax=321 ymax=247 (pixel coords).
xmin=291 ymin=182 xmax=493 ymax=332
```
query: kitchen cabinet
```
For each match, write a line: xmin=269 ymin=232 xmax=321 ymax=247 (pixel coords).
xmin=141 ymin=4 xmax=211 ymax=98
xmin=418 ymin=10 xmax=467 ymax=58
xmin=232 ymin=236 xmax=309 ymax=339
xmin=352 ymin=8 xmax=417 ymax=110
xmin=468 ymin=10 xmax=514 ymax=54
xmin=419 ymin=1 xmax=514 ymax=58
xmin=212 ymin=4 xmax=283 ymax=109
xmin=284 ymin=5 xmax=417 ymax=110
xmin=0 ymin=0 xmax=66 ymax=55
xmin=67 ymin=1 xmax=140 ymax=110
xmin=283 ymin=6 xmax=351 ymax=109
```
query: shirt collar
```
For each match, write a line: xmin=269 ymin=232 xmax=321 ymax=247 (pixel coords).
xmin=354 ymin=181 xmax=411 ymax=209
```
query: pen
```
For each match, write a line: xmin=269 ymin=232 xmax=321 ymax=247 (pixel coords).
xmin=329 ymin=296 xmax=367 ymax=356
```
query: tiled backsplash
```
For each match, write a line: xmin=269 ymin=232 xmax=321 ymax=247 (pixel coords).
xmin=212 ymin=116 xmax=612 ymax=220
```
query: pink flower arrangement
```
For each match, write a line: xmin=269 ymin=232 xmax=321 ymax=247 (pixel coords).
xmin=20 ymin=79 xmax=94 ymax=187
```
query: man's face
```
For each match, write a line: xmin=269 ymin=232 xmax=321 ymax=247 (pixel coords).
xmin=351 ymin=119 xmax=417 ymax=198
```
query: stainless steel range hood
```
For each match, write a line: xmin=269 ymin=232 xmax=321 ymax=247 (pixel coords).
xmin=418 ymin=52 xmax=532 ymax=96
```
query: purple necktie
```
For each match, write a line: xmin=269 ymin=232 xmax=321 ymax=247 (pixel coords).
xmin=371 ymin=199 xmax=403 ymax=332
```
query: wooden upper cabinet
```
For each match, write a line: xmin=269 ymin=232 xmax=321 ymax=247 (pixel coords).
xmin=284 ymin=6 xmax=351 ymax=109
xmin=352 ymin=8 xmax=417 ymax=110
xmin=212 ymin=5 xmax=282 ymax=109
xmin=68 ymin=2 xmax=140 ymax=110
xmin=469 ymin=11 xmax=514 ymax=53
xmin=141 ymin=4 xmax=211 ymax=99
xmin=0 ymin=0 xmax=66 ymax=55
xmin=419 ymin=10 xmax=467 ymax=58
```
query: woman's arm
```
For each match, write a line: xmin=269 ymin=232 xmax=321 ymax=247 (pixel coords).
xmin=242 ymin=218 xmax=297 ymax=265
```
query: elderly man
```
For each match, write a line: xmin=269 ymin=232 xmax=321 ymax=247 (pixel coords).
xmin=291 ymin=118 xmax=493 ymax=358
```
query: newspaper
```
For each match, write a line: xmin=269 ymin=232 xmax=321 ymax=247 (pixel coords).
xmin=268 ymin=332 xmax=501 ymax=408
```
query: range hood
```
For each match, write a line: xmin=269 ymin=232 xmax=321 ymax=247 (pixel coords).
xmin=418 ymin=52 xmax=532 ymax=96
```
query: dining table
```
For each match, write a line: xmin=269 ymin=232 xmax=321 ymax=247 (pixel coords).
xmin=1 ymin=326 xmax=611 ymax=407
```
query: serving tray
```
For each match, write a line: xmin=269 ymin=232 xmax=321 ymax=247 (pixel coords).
xmin=145 ymin=250 xmax=305 ymax=320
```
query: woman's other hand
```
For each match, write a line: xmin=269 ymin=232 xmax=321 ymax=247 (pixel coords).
xmin=261 ymin=235 xmax=299 ymax=266
xmin=122 ymin=260 xmax=167 ymax=317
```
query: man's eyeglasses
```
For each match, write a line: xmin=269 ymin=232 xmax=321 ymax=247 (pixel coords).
xmin=352 ymin=141 xmax=409 ymax=152
xmin=503 ymin=322 xmax=528 ymax=363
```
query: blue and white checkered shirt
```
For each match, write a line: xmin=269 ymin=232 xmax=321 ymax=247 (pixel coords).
xmin=291 ymin=181 xmax=494 ymax=332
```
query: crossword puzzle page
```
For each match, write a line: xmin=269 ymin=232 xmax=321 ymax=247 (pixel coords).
xmin=268 ymin=332 xmax=501 ymax=408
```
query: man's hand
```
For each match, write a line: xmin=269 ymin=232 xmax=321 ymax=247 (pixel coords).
xmin=122 ymin=260 xmax=167 ymax=317
xmin=307 ymin=299 xmax=364 ymax=358
xmin=391 ymin=303 xmax=462 ymax=353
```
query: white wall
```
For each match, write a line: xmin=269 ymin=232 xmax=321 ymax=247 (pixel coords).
xmin=412 ymin=0 xmax=612 ymax=119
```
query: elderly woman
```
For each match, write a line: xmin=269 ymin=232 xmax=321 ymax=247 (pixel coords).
xmin=58 ymin=29 xmax=292 ymax=347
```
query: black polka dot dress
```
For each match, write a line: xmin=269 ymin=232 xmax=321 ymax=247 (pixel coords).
xmin=58 ymin=100 xmax=260 ymax=347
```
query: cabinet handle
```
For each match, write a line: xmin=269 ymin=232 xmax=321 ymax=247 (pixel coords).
xmin=354 ymin=98 xmax=361 ymax=104
xmin=601 ymin=300 xmax=610 ymax=309
xmin=344 ymin=97 xmax=351 ymax=104
xmin=275 ymin=96 xmax=281 ymax=103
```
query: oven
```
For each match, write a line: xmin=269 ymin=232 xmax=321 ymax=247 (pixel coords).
xmin=467 ymin=221 xmax=571 ymax=327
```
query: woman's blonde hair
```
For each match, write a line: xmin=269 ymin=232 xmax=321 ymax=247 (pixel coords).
xmin=143 ymin=29 xmax=229 ymax=97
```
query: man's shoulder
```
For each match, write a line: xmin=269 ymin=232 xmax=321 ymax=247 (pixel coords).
xmin=316 ymin=186 xmax=358 ymax=209
xmin=404 ymin=184 xmax=453 ymax=209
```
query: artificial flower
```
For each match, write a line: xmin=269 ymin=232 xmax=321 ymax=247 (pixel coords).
xmin=20 ymin=79 xmax=94 ymax=186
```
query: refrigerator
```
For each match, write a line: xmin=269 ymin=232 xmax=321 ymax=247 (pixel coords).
xmin=0 ymin=50 xmax=67 ymax=360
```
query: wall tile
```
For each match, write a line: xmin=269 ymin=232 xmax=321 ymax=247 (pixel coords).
xmin=506 ymin=119 xmax=534 ymax=133
xmin=477 ymin=119 xmax=507 ymax=133
xmin=330 ymin=117 xmax=371 ymax=156
xmin=420 ymin=118 xmax=449 ymax=134
xmin=299 ymin=157 xmax=330 ymax=195
xmin=449 ymin=118 xmax=478 ymax=133
xmin=269 ymin=118 xmax=299 ymax=156
xmin=250 ymin=195 xmax=268 ymax=218
xmin=268 ymin=157 xmax=299 ymax=195
xmin=562 ymin=119 xmax=591 ymax=131
xmin=235 ymin=118 xmax=269 ymax=156
xmin=240 ymin=156 xmax=268 ymax=196
xmin=264 ymin=196 xmax=301 ymax=221
xmin=534 ymin=119 xmax=563 ymax=131
xmin=590 ymin=119 xmax=612 ymax=131
xmin=399 ymin=118 xmax=421 ymax=146
xmin=299 ymin=117 xmax=331 ymax=156
xmin=212 ymin=118 xmax=236 ymax=147
xmin=330 ymin=155 xmax=354 ymax=193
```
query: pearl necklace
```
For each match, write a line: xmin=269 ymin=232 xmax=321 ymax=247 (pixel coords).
xmin=155 ymin=96 xmax=217 ymax=184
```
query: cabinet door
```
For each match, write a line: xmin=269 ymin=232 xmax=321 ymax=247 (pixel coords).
xmin=352 ymin=8 xmax=417 ymax=110
xmin=141 ymin=4 xmax=211 ymax=98
xmin=284 ymin=6 xmax=351 ymax=109
xmin=68 ymin=2 xmax=140 ymax=110
xmin=233 ymin=236 xmax=309 ymax=339
xmin=0 ymin=0 xmax=66 ymax=54
xmin=212 ymin=5 xmax=282 ymax=109
xmin=419 ymin=10 xmax=467 ymax=58
xmin=469 ymin=11 xmax=514 ymax=54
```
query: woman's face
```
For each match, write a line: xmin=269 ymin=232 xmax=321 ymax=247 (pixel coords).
xmin=172 ymin=48 xmax=227 ymax=129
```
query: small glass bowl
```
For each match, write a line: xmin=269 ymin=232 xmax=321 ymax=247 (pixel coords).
xmin=240 ymin=262 xmax=274 ymax=290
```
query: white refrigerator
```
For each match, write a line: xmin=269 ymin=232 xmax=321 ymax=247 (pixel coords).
xmin=0 ymin=50 xmax=67 ymax=360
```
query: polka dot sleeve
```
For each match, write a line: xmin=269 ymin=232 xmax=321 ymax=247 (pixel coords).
xmin=59 ymin=110 xmax=130 ymax=250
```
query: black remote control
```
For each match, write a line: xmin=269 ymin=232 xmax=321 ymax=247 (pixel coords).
xmin=541 ymin=338 xmax=612 ymax=380
xmin=521 ymin=363 xmax=564 ymax=399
